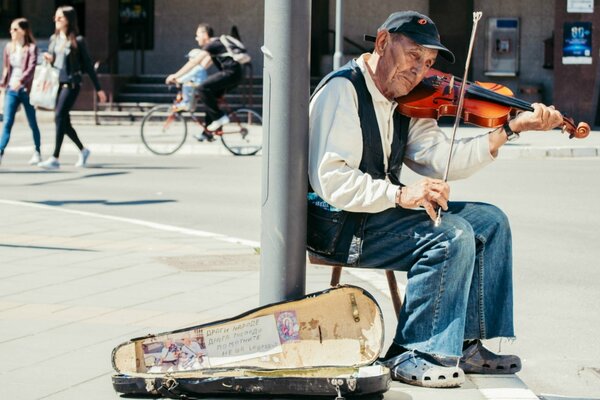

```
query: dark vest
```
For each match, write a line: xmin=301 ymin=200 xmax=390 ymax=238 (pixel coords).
xmin=307 ymin=60 xmax=410 ymax=264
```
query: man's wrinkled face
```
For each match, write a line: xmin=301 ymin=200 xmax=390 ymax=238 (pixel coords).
xmin=374 ymin=32 xmax=437 ymax=99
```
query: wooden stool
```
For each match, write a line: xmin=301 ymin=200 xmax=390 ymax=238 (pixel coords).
xmin=308 ymin=253 xmax=403 ymax=319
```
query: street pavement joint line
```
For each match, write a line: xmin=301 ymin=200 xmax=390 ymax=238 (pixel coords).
xmin=55 ymin=270 xmax=183 ymax=308
xmin=1 ymin=325 xmax=152 ymax=377
xmin=36 ymin=370 xmax=114 ymax=399
xmin=0 ymin=286 xmax=188 ymax=344
xmin=0 ymin=259 xmax=167 ymax=300
xmin=0 ymin=268 xmax=179 ymax=324
xmin=0 ymin=198 xmax=394 ymax=299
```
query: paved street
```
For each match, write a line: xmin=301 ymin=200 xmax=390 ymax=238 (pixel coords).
xmin=1 ymin=120 xmax=600 ymax=399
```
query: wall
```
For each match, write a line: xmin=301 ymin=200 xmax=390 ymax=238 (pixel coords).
xmin=317 ymin=0 xmax=427 ymax=74
xmin=118 ymin=0 xmax=430 ymax=77
xmin=472 ymin=0 xmax=555 ymax=103
xmin=118 ymin=0 xmax=264 ymax=75
xmin=333 ymin=0 xmax=427 ymax=53
xmin=325 ymin=0 xmax=555 ymax=105
xmin=5 ymin=0 xmax=567 ymax=110
xmin=553 ymin=0 xmax=599 ymax=126
xmin=21 ymin=0 xmax=55 ymax=41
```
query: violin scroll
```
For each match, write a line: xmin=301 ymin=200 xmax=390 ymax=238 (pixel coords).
xmin=562 ymin=118 xmax=590 ymax=139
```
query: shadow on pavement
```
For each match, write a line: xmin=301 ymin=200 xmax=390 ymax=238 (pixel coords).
xmin=0 ymin=243 xmax=98 ymax=252
xmin=87 ymin=163 xmax=192 ymax=170
xmin=32 ymin=199 xmax=177 ymax=206
xmin=27 ymin=171 xmax=129 ymax=186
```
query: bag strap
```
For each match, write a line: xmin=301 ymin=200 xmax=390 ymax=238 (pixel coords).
xmin=219 ymin=34 xmax=246 ymax=56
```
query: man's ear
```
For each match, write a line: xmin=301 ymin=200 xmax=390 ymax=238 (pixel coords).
xmin=375 ymin=31 xmax=388 ymax=55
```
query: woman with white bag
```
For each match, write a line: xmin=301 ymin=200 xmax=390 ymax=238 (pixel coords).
xmin=38 ymin=5 xmax=107 ymax=169
xmin=0 ymin=18 xmax=42 ymax=166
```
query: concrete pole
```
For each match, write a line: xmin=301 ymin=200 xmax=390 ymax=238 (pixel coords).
xmin=259 ymin=1 xmax=311 ymax=305
xmin=333 ymin=0 xmax=344 ymax=70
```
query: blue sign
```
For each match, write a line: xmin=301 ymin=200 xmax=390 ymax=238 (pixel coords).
xmin=563 ymin=22 xmax=592 ymax=64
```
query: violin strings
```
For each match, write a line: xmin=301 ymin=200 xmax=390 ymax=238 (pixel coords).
xmin=466 ymin=84 xmax=533 ymax=111
xmin=455 ymin=78 xmax=529 ymax=108
xmin=467 ymin=84 xmax=532 ymax=108
xmin=438 ymin=74 xmax=533 ymax=110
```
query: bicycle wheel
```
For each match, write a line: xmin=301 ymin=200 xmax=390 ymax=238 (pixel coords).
xmin=220 ymin=109 xmax=263 ymax=156
xmin=141 ymin=105 xmax=187 ymax=155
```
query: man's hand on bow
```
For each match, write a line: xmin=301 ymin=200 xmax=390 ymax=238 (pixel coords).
xmin=397 ymin=178 xmax=450 ymax=221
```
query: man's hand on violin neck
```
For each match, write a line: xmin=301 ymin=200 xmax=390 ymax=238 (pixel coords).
xmin=509 ymin=103 xmax=564 ymax=133
xmin=398 ymin=178 xmax=450 ymax=221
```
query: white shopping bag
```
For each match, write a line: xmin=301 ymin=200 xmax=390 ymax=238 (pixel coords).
xmin=29 ymin=62 xmax=59 ymax=110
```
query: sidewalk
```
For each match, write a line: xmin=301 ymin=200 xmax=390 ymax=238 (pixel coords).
xmin=1 ymin=116 xmax=596 ymax=399
xmin=0 ymin=198 xmax=542 ymax=400
xmin=3 ymin=114 xmax=600 ymax=159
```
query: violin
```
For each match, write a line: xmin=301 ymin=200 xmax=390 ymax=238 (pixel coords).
xmin=396 ymin=68 xmax=590 ymax=139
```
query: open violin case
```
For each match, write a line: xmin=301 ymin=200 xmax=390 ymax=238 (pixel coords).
xmin=111 ymin=285 xmax=390 ymax=398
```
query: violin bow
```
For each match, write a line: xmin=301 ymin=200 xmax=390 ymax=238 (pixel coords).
xmin=435 ymin=11 xmax=483 ymax=227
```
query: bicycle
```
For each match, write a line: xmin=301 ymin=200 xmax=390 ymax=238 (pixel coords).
xmin=140 ymin=85 xmax=262 ymax=156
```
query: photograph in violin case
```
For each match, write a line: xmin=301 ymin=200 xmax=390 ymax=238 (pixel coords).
xmin=111 ymin=285 xmax=391 ymax=398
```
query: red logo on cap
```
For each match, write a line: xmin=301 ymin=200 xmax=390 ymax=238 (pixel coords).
xmin=418 ymin=18 xmax=427 ymax=25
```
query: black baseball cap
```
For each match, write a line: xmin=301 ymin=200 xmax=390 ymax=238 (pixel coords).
xmin=365 ymin=11 xmax=455 ymax=63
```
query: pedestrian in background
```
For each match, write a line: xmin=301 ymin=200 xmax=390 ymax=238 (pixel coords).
xmin=38 ymin=5 xmax=107 ymax=170
xmin=0 ymin=18 xmax=42 ymax=166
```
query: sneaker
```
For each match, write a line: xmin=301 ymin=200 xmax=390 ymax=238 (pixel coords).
xmin=194 ymin=131 xmax=216 ymax=142
xmin=206 ymin=114 xmax=230 ymax=131
xmin=459 ymin=340 xmax=522 ymax=374
xmin=75 ymin=148 xmax=90 ymax=167
xmin=379 ymin=350 xmax=465 ymax=388
xmin=38 ymin=157 xmax=60 ymax=170
xmin=28 ymin=151 xmax=42 ymax=165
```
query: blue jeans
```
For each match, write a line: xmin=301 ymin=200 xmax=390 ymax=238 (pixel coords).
xmin=357 ymin=202 xmax=514 ymax=358
xmin=0 ymin=88 xmax=41 ymax=154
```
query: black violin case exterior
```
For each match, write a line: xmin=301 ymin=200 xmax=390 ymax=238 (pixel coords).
xmin=111 ymin=285 xmax=390 ymax=398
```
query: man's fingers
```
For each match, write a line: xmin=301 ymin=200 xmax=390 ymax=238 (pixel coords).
xmin=436 ymin=196 xmax=449 ymax=211
xmin=428 ymin=191 xmax=449 ymax=211
xmin=422 ymin=201 xmax=438 ymax=222
xmin=523 ymin=103 xmax=564 ymax=131
xmin=425 ymin=182 xmax=450 ymax=204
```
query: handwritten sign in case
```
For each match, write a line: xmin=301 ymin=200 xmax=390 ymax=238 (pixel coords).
xmin=204 ymin=315 xmax=282 ymax=366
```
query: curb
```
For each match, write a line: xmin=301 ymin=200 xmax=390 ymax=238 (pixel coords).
xmin=498 ymin=145 xmax=600 ymax=159
xmin=6 ymin=144 xmax=598 ymax=159
xmin=6 ymin=142 xmax=236 ymax=157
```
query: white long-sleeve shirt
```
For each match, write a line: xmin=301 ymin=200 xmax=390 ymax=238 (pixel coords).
xmin=308 ymin=54 xmax=495 ymax=213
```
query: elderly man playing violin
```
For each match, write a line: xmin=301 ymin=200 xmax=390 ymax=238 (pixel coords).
xmin=307 ymin=11 xmax=564 ymax=388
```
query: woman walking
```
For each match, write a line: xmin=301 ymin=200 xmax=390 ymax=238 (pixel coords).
xmin=38 ymin=5 xmax=107 ymax=169
xmin=0 ymin=18 xmax=42 ymax=166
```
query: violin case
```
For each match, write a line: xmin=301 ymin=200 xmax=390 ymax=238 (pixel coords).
xmin=111 ymin=285 xmax=390 ymax=398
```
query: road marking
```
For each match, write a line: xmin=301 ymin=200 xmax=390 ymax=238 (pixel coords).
xmin=0 ymin=199 xmax=258 ymax=248
xmin=0 ymin=198 xmax=398 ymax=299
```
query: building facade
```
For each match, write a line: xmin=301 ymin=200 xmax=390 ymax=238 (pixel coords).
xmin=0 ymin=0 xmax=597 ymax=124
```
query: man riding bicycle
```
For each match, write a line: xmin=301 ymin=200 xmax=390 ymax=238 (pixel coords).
xmin=166 ymin=23 xmax=243 ymax=142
